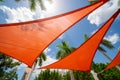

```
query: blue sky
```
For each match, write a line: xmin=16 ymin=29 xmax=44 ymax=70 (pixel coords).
xmin=0 ymin=0 xmax=120 ymax=80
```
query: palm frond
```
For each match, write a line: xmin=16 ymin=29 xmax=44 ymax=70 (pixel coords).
xmin=40 ymin=53 xmax=47 ymax=61
xmin=56 ymin=41 xmax=76 ymax=59
xmin=88 ymin=0 xmax=98 ymax=4
xmin=70 ymin=47 xmax=76 ymax=52
xmin=56 ymin=41 xmax=70 ymax=51
xmin=56 ymin=51 xmax=62 ymax=59
xmin=38 ymin=58 xmax=42 ymax=66
xmin=56 ymin=50 xmax=66 ymax=59
xmin=0 ymin=0 xmax=4 ymax=2
xmin=15 ymin=0 xmax=20 ymax=2
xmin=84 ymin=34 xmax=89 ymax=41
xmin=29 ymin=0 xmax=36 ymax=11
xmin=38 ymin=0 xmax=46 ymax=10
xmin=37 ymin=52 xmax=47 ymax=66
xmin=101 ymin=39 xmax=114 ymax=49
xmin=98 ymin=46 xmax=106 ymax=53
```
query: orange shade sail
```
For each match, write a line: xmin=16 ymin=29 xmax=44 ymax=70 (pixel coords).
xmin=0 ymin=0 xmax=108 ymax=67
xmin=41 ymin=9 xmax=120 ymax=72
xmin=105 ymin=51 xmax=120 ymax=70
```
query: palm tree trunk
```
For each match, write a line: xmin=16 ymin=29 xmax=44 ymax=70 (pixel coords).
xmin=90 ymin=70 xmax=99 ymax=80
xmin=70 ymin=70 xmax=75 ymax=80
xmin=99 ymin=50 xmax=120 ymax=71
xmin=21 ymin=72 xmax=27 ymax=80
xmin=25 ymin=62 xmax=36 ymax=80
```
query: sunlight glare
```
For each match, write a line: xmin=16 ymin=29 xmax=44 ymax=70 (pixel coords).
xmin=44 ymin=0 xmax=58 ymax=15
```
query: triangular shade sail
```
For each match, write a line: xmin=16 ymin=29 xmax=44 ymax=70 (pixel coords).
xmin=105 ymin=51 xmax=120 ymax=70
xmin=0 ymin=0 xmax=108 ymax=67
xmin=41 ymin=9 xmax=120 ymax=72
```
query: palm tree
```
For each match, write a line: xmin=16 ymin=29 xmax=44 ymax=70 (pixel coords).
xmin=21 ymin=52 xmax=47 ymax=80
xmin=0 ymin=53 xmax=20 ymax=80
xmin=0 ymin=0 xmax=53 ymax=11
xmin=93 ymin=63 xmax=120 ymax=80
xmin=56 ymin=41 xmax=76 ymax=80
xmin=17 ymin=0 xmax=53 ymax=11
xmin=88 ymin=0 xmax=98 ymax=4
xmin=84 ymin=34 xmax=120 ymax=79
xmin=84 ymin=34 xmax=115 ymax=61
xmin=28 ymin=0 xmax=46 ymax=11
xmin=84 ymin=34 xmax=120 ymax=70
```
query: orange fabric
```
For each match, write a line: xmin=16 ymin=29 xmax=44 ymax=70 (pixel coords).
xmin=105 ymin=51 xmax=120 ymax=70
xmin=41 ymin=9 xmax=120 ymax=72
xmin=0 ymin=0 xmax=108 ymax=67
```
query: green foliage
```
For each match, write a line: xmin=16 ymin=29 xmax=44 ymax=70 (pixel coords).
xmin=37 ymin=52 xmax=47 ymax=66
xmin=92 ymin=63 xmax=120 ymax=80
xmin=35 ymin=69 xmax=63 ymax=80
xmin=88 ymin=0 xmax=98 ymax=4
xmin=98 ymin=68 xmax=120 ymax=80
xmin=56 ymin=41 xmax=75 ymax=59
xmin=0 ymin=0 xmax=20 ymax=2
xmin=84 ymin=34 xmax=89 ymax=41
xmin=73 ymin=71 xmax=94 ymax=80
xmin=15 ymin=0 xmax=20 ymax=2
xmin=0 ymin=53 xmax=20 ymax=80
xmin=92 ymin=62 xmax=106 ymax=73
xmin=35 ymin=63 xmax=120 ymax=80
xmin=0 ymin=0 xmax=4 ymax=2
xmin=63 ymin=71 xmax=71 ymax=80
xmin=29 ymin=0 xmax=37 ymax=11
xmin=101 ymin=39 xmax=114 ymax=49
xmin=0 ymin=68 xmax=18 ymax=80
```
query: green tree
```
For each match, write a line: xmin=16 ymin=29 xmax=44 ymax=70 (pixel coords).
xmin=35 ymin=69 xmax=63 ymax=80
xmin=0 ymin=53 xmax=20 ymax=80
xmin=56 ymin=41 xmax=76 ymax=80
xmin=92 ymin=63 xmax=120 ymax=80
xmin=63 ymin=71 xmax=71 ymax=80
xmin=73 ymin=70 xmax=94 ymax=80
xmin=63 ymin=70 xmax=94 ymax=80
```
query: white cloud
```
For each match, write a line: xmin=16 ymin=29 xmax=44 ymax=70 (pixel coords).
xmin=0 ymin=4 xmax=48 ymax=23
xmin=87 ymin=0 xmax=120 ymax=26
xmin=43 ymin=48 xmax=51 ymax=53
xmin=0 ymin=6 xmax=36 ymax=23
xmin=0 ymin=0 xmax=58 ymax=23
xmin=42 ymin=56 xmax=57 ymax=67
xmin=58 ymin=34 xmax=64 ymax=40
xmin=104 ymin=33 xmax=120 ymax=44
xmin=91 ymin=29 xmax=98 ymax=35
